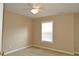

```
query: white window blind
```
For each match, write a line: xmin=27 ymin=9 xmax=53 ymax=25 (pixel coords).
xmin=41 ymin=21 xmax=53 ymax=42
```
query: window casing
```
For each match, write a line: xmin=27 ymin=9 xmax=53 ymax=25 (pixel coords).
xmin=41 ymin=21 xmax=53 ymax=43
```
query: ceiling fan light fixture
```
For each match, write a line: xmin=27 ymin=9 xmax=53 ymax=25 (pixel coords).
xmin=31 ymin=8 xmax=39 ymax=14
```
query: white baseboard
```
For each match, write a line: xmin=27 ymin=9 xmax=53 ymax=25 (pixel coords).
xmin=33 ymin=44 xmax=74 ymax=55
xmin=75 ymin=52 xmax=79 ymax=55
xmin=3 ymin=44 xmax=74 ymax=55
xmin=4 ymin=45 xmax=32 ymax=55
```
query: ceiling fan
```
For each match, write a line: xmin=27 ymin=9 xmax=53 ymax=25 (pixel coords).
xmin=27 ymin=3 xmax=43 ymax=14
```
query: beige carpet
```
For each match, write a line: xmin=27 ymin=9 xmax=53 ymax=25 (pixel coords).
xmin=5 ymin=47 xmax=71 ymax=56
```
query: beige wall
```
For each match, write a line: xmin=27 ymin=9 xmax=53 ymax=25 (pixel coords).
xmin=3 ymin=10 xmax=32 ymax=53
xmin=74 ymin=13 xmax=79 ymax=52
xmin=0 ymin=3 xmax=3 ymax=53
xmin=32 ymin=13 xmax=74 ymax=53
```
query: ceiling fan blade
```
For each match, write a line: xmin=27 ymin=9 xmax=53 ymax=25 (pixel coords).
xmin=22 ymin=3 xmax=43 ymax=10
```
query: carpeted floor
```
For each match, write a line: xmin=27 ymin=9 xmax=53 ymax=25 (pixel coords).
xmin=5 ymin=47 xmax=71 ymax=56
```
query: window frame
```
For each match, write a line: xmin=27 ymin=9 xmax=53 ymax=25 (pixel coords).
xmin=41 ymin=21 xmax=54 ymax=43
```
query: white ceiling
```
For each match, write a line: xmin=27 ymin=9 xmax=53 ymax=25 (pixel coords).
xmin=5 ymin=3 xmax=79 ymax=18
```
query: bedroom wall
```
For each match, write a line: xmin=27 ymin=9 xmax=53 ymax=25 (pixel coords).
xmin=3 ymin=10 xmax=32 ymax=53
xmin=74 ymin=13 xmax=79 ymax=53
xmin=32 ymin=13 xmax=74 ymax=54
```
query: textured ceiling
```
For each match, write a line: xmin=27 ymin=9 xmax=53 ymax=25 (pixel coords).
xmin=5 ymin=3 xmax=79 ymax=18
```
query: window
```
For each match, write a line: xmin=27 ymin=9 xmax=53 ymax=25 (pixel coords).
xmin=41 ymin=21 xmax=53 ymax=42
